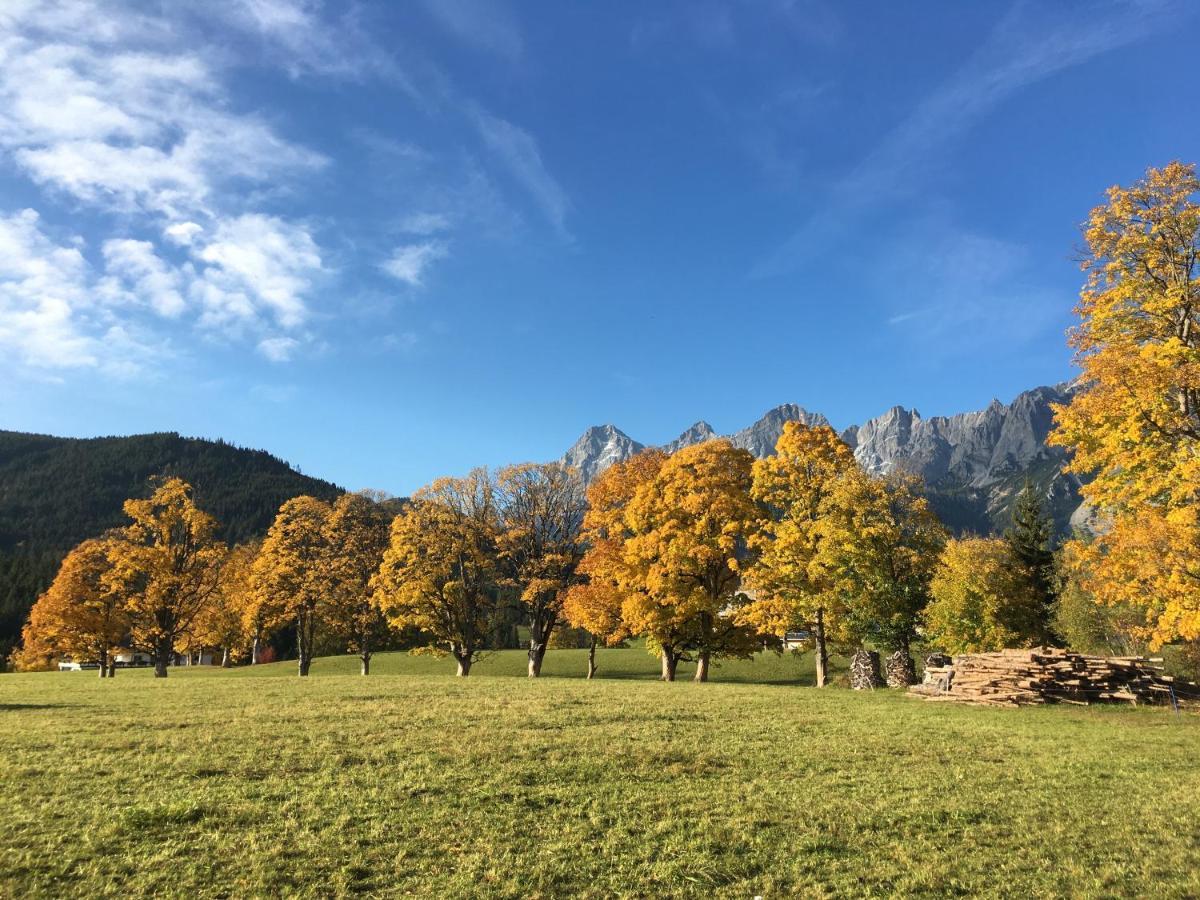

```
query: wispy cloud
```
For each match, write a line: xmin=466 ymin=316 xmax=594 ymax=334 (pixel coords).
xmin=381 ymin=241 xmax=450 ymax=288
xmin=753 ymin=0 xmax=1179 ymax=277
xmin=419 ymin=0 xmax=523 ymax=61
xmin=876 ymin=219 xmax=1063 ymax=355
xmin=398 ymin=211 xmax=453 ymax=236
xmin=472 ymin=109 xmax=572 ymax=239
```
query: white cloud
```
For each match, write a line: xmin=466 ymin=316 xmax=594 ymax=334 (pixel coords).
xmin=164 ymin=221 xmax=204 ymax=246
xmin=381 ymin=241 xmax=449 ymax=287
xmin=0 ymin=7 xmax=326 ymax=220
xmin=193 ymin=214 xmax=324 ymax=331
xmin=257 ymin=335 xmax=300 ymax=362
xmin=0 ymin=208 xmax=95 ymax=369
xmin=0 ymin=208 xmax=165 ymax=376
xmin=100 ymin=238 xmax=186 ymax=317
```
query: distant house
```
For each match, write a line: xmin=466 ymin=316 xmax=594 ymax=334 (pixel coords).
xmin=782 ymin=631 xmax=811 ymax=651
xmin=56 ymin=650 xmax=215 ymax=670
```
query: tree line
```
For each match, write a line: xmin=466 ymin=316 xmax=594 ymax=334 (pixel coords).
xmin=9 ymin=161 xmax=1200 ymax=681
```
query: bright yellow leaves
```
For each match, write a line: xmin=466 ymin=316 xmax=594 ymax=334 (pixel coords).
xmin=373 ymin=470 xmax=499 ymax=677
xmin=739 ymin=422 xmax=857 ymax=686
xmin=1052 ymin=161 xmax=1200 ymax=647
xmin=925 ymin=538 xmax=1045 ymax=654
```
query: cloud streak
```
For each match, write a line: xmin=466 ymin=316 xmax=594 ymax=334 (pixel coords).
xmin=753 ymin=0 xmax=1179 ymax=277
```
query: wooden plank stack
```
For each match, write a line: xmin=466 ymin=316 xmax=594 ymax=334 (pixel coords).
xmin=909 ymin=647 xmax=1183 ymax=707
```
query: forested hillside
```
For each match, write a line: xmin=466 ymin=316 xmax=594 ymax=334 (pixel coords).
xmin=0 ymin=431 xmax=344 ymax=656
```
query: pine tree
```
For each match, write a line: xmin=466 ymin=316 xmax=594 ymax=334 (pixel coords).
xmin=1005 ymin=480 xmax=1057 ymax=643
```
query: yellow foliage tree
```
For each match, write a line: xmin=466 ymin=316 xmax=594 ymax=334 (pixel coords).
xmin=494 ymin=463 xmax=588 ymax=677
xmin=813 ymin=471 xmax=946 ymax=670
xmin=195 ymin=541 xmax=258 ymax=667
xmin=924 ymin=537 xmax=1046 ymax=654
xmin=251 ymin=495 xmax=332 ymax=676
xmin=229 ymin=538 xmax=288 ymax=665
xmin=563 ymin=450 xmax=666 ymax=679
xmin=113 ymin=478 xmax=225 ymax=678
xmin=14 ymin=538 xmax=129 ymax=676
xmin=322 ymin=492 xmax=394 ymax=675
xmin=623 ymin=440 xmax=762 ymax=682
xmin=1052 ymin=161 xmax=1200 ymax=647
xmin=373 ymin=471 xmax=500 ymax=677
xmin=739 ymin=423 xmax=857 ymax=687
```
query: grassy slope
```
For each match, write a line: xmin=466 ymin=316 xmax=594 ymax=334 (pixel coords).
xmin=2 ymin=651 xmax=1198 ymax=898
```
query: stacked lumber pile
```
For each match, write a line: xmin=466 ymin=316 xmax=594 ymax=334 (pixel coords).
xmin=909 ymin=647 xmax=1182 ymax=707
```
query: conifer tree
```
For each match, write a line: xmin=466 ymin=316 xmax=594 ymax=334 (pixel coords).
xmin=1004 ymin=480 xmax=1057 ymax=643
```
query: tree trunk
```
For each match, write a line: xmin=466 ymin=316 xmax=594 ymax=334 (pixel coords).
xmin=97 ymin=648 xmax=107 ymax=678
xmin=153 ymin=639 xmax=171 ymax=678
xmin=455 ymin=655 xmax=472 ymax=677
xmin=586 ymin=635 xmax=597 ymax=680
xmin=251 ymin=634 xmax=260 ymax=665
xmin=527 ymin=641 xmax=546 ymax=678
xmin=661 ymin=646 xmax=680 ymax=682
xmin=221 ymin=646 xmax=231 ymax=668
xmin=694 ymin=650 xmax=710 ymax=683
xmin=107 ymin=659 xmax=117 ymax=678
xmin=814 ymin=607 xmax=829 ymax=688
xmin=296 ymin=608 xmax=314 ymax=677
xmin=361 ymin=653 xmax=370 ymax=676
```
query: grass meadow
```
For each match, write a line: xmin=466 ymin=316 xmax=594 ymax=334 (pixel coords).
xmin=3 ymin=648 xmax=1199 ymax=898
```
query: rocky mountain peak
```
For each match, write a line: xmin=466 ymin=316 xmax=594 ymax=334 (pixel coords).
xmin=729 ymin=404 xmax=830 ymax=457
xmin=560 ymin=424 xmax=645 ymax=485
xmin=557 ymin=382 xmax=1084 ymax=536
xmin=663 ymin=421 xmax=718 ymax=454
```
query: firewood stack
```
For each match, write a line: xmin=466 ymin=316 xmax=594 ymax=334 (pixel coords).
xmin=909 ymin=647 xmax=1183 ymax=707
xmin=885 ymin=650 xmax=916 ymax=687
xmin=850 ymin=649 xmax=883 ymax=690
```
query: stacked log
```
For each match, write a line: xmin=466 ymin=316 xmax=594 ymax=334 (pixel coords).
xmin=850 ymin=649 xmax=883 ymax=690
xmin=885 ymin=650 xmax=916 ymax=687
xmin=909 ymin=647 xmax=1184 ymax=707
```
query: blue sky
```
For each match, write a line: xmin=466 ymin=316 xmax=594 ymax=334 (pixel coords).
xmin=1 ymin=0 xmax=1197 ymax=494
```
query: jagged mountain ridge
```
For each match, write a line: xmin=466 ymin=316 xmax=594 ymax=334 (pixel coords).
xmin=559 ymin=385 xmax=1083 ymax=536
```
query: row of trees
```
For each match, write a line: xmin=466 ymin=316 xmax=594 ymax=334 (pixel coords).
xmin=13 ymin=463 xmax=591 ymax=679
xmin=13 ymin=161 xmax=1200 ymax=682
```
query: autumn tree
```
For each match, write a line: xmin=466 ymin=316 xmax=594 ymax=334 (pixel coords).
xmin=624 ymin=440 xmax=762 ymax=682
xmin=14 ymin=538 xmax=129 ymax=676
xmin=814 ymin=471 xmax=946 ymax=673
xmin=1053 ymin=541 xmax=1150 ymax=656
xmin=924 ymin=537 xmax=1047 ymax=654
xmin=322 ymin=492 xmax=393 ymax=675
xmin=196 ymin=541 xmax=257 ymax=667
xmin=252 ymin=496 xmax=332 ymax=676
xmin=373 ymin=471 xmax=500 ymax=677
xmin=563 ymin=451 xmax=667 ymax=679
xmin=113 ymin=478 xmax=225 ymax=678
xmin=738 ymin=423 xmax=857 ymax=687
xmin=495 ymin=463 xmax=587 ymax=677
xmin=1051 ymin=161 xmax=1200 ymax=647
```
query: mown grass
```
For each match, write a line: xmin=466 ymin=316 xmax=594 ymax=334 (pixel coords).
xmin=2 ymin=650 xmax=1198 ymax=898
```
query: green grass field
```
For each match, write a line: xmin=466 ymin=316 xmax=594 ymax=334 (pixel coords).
xmin=3 ymin=649 xmax=1199 ymax=898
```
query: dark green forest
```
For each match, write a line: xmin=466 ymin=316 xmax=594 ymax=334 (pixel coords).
xmin=0 ymin=430 xmax=344 ymax=658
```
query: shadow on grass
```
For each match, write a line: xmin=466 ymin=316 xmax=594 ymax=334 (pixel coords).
xmin=0 ymin=702 xmax=79 ymax=711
